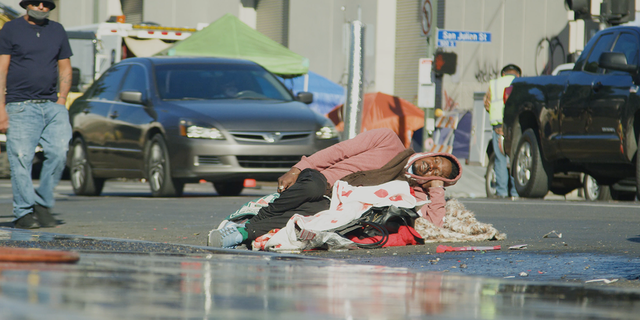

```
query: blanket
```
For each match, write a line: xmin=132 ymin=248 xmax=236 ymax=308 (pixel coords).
xmin=414 ymin=199 xmax=507 ymax=242
xmin=260 ymin=180 xmax=419 ymax=252
xmin=215 ymin=183 xmax=506 ymax=252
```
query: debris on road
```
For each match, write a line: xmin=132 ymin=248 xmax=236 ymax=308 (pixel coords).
xmin=543 ymin=230 xmax=562 ymax=238
xmin=519 ymin=272 xmax=528 ymax=277
xmin=509 ymin=244 xmax=528 ymax=250
xmin=585 ymin=278 xmax=619 ymax=284
xmin=0 ymin=247 xmax=79 ymax=263
xmin=436 ymin=245 xmax=501 ymax=253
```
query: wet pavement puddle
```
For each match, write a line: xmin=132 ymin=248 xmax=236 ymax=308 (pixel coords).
xmin=349 ymin=251 xmax=640 ymax=283
xmin=0 ymin=228 xmax=639 ymax=319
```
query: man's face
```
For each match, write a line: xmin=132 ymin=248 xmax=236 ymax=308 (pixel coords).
xmin=412 ymin=156 xmax=453 ymax=179
xmin=26 ymin=1 xmax=52 ymax=11
xmin=503 ymin=70 xmax=520 ymax=78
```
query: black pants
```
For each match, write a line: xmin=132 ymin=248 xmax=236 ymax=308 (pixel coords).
xmin=245 ymin=169 xmax=330 ymax=241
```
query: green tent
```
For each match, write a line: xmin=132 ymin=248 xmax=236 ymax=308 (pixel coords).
xmin=158 ymin=14 xmax=309 ymax=78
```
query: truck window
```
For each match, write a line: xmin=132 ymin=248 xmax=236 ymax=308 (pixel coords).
xmin=583 ymin=33 xmax=615 ymax=74
xmin=610 ymin=32 xmax=640 ymax=70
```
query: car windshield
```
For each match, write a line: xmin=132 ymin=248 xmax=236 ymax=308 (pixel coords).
xmin=155 ymin=63 xmax=294 ymax=101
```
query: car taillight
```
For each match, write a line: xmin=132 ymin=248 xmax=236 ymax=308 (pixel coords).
xmin=503 ymin=85 xmax=513 ymax=104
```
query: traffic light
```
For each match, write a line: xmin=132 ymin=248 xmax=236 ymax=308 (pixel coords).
xmin=565 ymin=0 xmax=635 ymax=25
xmin=601 ymin=0 xmax=635 ymax=25
xmin=565 ymin=0 xmax=591 ymax=20
xmin=434 ymin=52 xmax=457 ymax=75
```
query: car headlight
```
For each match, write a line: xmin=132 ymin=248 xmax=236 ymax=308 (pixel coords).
xmin=179 ymin=120 xmax=225 ymax=140
xmin=316 ymin=126 xmax=339 ymax=139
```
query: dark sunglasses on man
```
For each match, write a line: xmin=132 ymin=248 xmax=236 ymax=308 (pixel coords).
xmin=25 ymin=1 xmax=54 ymax=9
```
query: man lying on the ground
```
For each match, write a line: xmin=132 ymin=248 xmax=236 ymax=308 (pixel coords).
xmin=208 ymin=128 xmax=462 ymax=248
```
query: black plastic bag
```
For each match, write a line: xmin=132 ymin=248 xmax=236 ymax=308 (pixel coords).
xmin=331 ymin=206 xmax=420 ymax=248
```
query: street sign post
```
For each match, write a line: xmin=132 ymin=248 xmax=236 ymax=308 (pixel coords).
xmin=437 ymin=30 xmax=492 ymax=43
xmin=419 ymin=0 xmax=438 ymax=152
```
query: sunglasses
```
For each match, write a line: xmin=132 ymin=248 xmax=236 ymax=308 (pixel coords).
xmin=26 ymin=1 xmax=54 ymax=9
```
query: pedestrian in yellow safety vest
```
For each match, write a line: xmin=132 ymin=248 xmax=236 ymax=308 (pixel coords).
xmin=483 ymin=64 xmax=521 ymax=198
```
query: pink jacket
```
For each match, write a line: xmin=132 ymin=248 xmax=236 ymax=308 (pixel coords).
xmin=294 ymin=128 xmax=460 ymax=227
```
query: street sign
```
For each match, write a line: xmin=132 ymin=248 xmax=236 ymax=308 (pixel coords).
xmin=421 ymin=0 xmax=432 ymax=37
xmin=437 ymin=30 xmax=491 ymax=43
xmin=437 ymin=39 xmax=456 ymax=47
xmin=419 ymin=58 xmax=432 ymax=84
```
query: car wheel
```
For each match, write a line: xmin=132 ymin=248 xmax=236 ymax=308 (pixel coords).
xmin=485 ymin=154 xmax=498 ymax=198
xmin=636 ymin=135 xmax=640 ymax=201
xmin=214 ymin=180 xmax=244 ymax=196
xmin=70 ymin=137 xmax=105 ymax=196
xmin=512 ymin=128 xmax=550 ymax=198
xmin=582 ymin=174 xmax=611 ymax=201
xmin=146 ymin=135 xmax=183 ymax=197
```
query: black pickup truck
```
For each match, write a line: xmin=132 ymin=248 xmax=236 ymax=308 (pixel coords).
xmin=503 ymin=26 xmax=640 ymax=200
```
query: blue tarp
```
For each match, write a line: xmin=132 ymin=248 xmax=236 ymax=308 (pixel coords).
xmin=452 ymin=111 xmax=471 ymax=159
xmin=279 ymin=71 xmax=345 ymax=115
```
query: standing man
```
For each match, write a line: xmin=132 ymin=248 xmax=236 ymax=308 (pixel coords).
xmin=484 ymin=64 xmax=521 ymax=198
xmin=0 ymin=0 xmax=73 ymax=228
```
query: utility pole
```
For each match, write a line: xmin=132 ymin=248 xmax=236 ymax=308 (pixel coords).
xmin=418 ymin=0 xmax=438 ymax=152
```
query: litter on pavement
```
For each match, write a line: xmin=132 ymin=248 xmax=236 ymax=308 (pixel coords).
xmin=543 ymin=230 xmax=563 ymax=238
xmin=585 ymin=278 xmax=619 ymax=284
xmin=0 ymin=247 xmax=79 ymax=263
xmin=436 ymin=245 xmax=501 ymax=253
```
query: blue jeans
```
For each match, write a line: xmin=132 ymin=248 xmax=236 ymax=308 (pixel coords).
xmin=492 ymin=129 xmax=518 ymax=197
xmin=6 ymin=101 xmax=71 ymax=220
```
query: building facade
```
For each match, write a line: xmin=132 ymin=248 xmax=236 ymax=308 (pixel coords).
xmin=4 ymin=0 xmax=598 ymax=111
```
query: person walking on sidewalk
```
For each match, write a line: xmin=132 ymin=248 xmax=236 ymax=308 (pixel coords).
xmin=209 ymin=128 xmax=463 ymax=248
xmin=0 ymin=0 xmax=73 ymax=228
xmin=484 ymin=64 xmax=521 ymax=198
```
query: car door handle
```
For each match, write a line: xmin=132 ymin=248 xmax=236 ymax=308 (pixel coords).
xmin=592 ymin=81 xmax=603 ymax=93
xmin=109 ymin=111 xmax=119 ymax=119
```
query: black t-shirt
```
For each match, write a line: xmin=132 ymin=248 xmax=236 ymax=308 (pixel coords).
xmin=0 ymin=17 xmax=73 ymax=103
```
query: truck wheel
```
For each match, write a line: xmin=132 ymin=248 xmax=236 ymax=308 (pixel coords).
xmin=582 ymin=174 xmax=611 ymax=201
xmin=485 ymin=154 xmax=498 ymax=198
xmin=512 ymin=128 xmax=550 ymax=198
xmin=146 ymin=135 xmax=184 ymax=197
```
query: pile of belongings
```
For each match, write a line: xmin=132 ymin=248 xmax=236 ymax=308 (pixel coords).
xmin=213 ymin=181 xmax=506 ymax=253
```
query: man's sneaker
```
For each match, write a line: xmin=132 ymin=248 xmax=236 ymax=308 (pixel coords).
xmin=14 ymin=213 xmax=40 ymax=229
xmin=216 ymin=219 xmax=245 ymax=230
xmin=208 ymin=224 xmax=243 ymax=248
xmin=34 ymin=205 xmax=57 ymax=228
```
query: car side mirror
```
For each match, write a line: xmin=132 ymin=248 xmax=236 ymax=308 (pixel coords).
xmin=598 ymin=52 xmax=638 ymax=75
xmin=120 ymin=91 xmax=145 ymax=105
xmin=296 ymin=92 xmax=313 ymax=104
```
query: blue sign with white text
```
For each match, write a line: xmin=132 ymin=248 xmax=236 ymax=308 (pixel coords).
xmin=437 ymin=40 xmax=457 ymax=47
xmin=437 ymin=30 xmax=491 ymax=43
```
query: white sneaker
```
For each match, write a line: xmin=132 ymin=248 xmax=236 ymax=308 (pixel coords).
xmin=208 ymin=222 xmax=243 ymax=248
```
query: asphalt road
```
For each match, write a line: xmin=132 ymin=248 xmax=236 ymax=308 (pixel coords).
xmin=1 ymin=178 xmax=639 ymax=286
